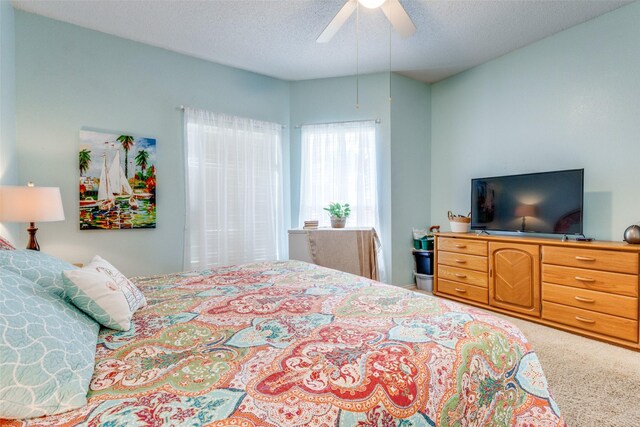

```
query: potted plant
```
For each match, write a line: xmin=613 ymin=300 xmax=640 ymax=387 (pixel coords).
xmin=324 ymin=202 xmax=351 ymax=228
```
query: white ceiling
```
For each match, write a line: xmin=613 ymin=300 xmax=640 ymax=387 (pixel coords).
xmin=12 ymin=0 xmax=633 ymax=83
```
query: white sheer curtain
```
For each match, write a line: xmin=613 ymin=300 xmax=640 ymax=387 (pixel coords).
xmin=299 ymin=121 xmax=379 ymax=228
xmin=299 ymin=120 xmax=386 ymax=282
xmin=184 ymin=107 xmax=284 ymax=270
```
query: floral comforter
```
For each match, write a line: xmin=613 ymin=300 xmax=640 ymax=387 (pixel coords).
xmin=11 ymin=260 xmax=565 ymax=426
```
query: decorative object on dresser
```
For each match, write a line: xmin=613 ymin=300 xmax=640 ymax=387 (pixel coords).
xmin=624 ymin=224 xmax=640 ymax=244
xmin=448 ymin=211 xmax=471 ymax=233
xmin=324 ymin=202 xmax=351 ymax=228
xmin=434 ymin=232 xmax=640 ymax=350
xmin=0 ymin=183 xmax=65 ymax=250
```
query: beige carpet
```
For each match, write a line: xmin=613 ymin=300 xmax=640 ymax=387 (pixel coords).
xmin=492 ymin=313 xmax=640 ymax=427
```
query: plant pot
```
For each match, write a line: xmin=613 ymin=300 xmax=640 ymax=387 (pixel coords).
xmin=331 ymin=217 xmax=346 ymax=228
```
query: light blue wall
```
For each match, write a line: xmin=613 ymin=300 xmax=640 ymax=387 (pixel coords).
xmin=13 ymin=10 xmax=431 ymax=284
xmin=390 ymin=74 xmax=430 ymax=284
xmin=17 ymin=0 xmax=636 ymax=282
xmin=290 ymin=73 xmax=431 ymax=285
xmin=0 ymin=0 xmax=18 ymax=241
xmin=431 ymin=2 xmax=640 ymax=240
xmin=15 ymin=11 xmax=290 ymax=275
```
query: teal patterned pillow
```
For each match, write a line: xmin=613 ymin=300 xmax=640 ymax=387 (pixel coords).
xmin=0 ymin=249 xmax=77 ymax=298
xmin=0 ymin=269 xmax=99 ymax=419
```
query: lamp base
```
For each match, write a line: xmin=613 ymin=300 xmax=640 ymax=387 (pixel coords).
xmin=26 ymin=222 xmax=40 ymax=251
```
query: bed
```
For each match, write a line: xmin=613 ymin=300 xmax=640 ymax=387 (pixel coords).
xmin=1 ymin=257 xmax=565 ymax=426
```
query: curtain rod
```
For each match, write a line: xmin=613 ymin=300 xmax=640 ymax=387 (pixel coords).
xmin=294 ymin=118 xmax=381 ymax=129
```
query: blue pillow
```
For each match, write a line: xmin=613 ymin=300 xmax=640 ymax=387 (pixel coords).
xmin=0 ymin=269 xmax=99 ymax=419
xmin=0 ymin=249 xmax=77 ymax=298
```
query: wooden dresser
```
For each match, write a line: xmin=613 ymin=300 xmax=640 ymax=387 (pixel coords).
xmin=434 ymin=232 xmax=640 ymax=350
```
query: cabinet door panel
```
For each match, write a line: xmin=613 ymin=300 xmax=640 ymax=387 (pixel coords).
xmin=489 ymin=242 xmax=540 ymax=316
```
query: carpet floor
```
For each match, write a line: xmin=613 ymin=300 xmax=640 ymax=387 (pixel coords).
xmin=492 ymin=313 xmax=640 ymax=427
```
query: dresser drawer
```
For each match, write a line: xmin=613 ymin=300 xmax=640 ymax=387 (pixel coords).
xmin=543 ymin=301 xmax=638 ymax=342
xmin=542 ymin=282 xmax=638 ymax=320
xmin=542 ymin=264 xmax=638 ymax=297
xmin=438 ymin=265 xmax=487 ymax=288
xmin=437 ymin=237 xmax=487 ymax=256
xmin=438 ymin=251 xmax=488 ymax=272
xmin=438 ymin=279 xmax=488 ymax=304
xmin=542 ymin=246 xmax=639 ymax=274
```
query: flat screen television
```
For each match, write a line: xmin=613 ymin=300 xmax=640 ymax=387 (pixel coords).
xmin=471 ymin=169 xmax=584 ymax=235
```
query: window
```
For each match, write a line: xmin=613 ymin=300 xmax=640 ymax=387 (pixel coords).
xmin=184 ymin=108 xmax=283 ymax=270
xmin=299 ymin=120 xmax=378 ymax=228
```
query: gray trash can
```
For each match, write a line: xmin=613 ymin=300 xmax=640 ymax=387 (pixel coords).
xmin=414 ymin=271 xmax=433 ymax=292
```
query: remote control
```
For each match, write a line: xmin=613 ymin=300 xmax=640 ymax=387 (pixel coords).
xmin=576 ymin=237 xmax=594 ymax=242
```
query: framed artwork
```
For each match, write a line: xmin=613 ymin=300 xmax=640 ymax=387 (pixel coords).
xmin=79 ymin=129 xmax=156 ymax=230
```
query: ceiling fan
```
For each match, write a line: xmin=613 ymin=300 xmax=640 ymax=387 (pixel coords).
xmin=317 ymin=0 xmax=416 ymax=43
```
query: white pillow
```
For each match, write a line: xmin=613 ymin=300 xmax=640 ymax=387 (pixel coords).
xmin=62 ymin=256 xmax=146 ymax=331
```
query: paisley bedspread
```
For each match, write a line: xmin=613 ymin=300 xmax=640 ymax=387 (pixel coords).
xmin=8 ymin=260 xmax=565 ymax=427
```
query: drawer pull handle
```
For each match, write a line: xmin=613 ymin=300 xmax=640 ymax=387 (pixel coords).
xmin=454 ymin=273 xmax=467 ymax=278
xmin=575 ymin=316 xmax=595 ymax=324
xmin=454 ymin=288 xmax=467 ymax=293
xmin=574 ymin=295 xmax=595 ymax=303
xmin=454 ymin=259 xmax=467 ymax=264
xmin=575 ymin=256 xmax=596 ymax=262
xmin=455 ymin=244 xmax=467 ymax=248
xmin=575 ymin=276 xmax=595 ymax=283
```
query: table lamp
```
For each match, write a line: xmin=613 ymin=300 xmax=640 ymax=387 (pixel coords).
xmin=0 ymin=183 xmax=65 ymax=250
xmin=515 ymin=203 xmax=537 ymax=232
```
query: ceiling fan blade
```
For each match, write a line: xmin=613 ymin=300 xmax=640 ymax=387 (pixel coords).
xmin=381 ymin=0 xmax=416 ymax=38
xmin=317 ymin=0 xmax=357 ymax=43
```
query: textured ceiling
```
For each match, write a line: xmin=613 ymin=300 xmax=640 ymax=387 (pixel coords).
xmin=12 ymin=0 xmax=633 ymax=83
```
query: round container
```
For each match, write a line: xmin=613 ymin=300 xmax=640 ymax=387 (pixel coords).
xmin=450 ymin=221 xmax=470 ymax=233
xmin=623 ymin=224 xmax=640 ymax=244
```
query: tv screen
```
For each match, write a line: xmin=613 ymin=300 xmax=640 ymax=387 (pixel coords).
xmin=471 ymin=169 xmax=584 ymax=235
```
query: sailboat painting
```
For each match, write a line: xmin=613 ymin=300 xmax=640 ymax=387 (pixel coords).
xmin=79 ymin=130 xmax=157 ymax=230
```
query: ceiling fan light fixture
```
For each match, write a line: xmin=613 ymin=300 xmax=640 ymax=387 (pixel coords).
xmin=358 ymin=0 xmax=386 ymax=9
xmin=317 ymin=0 xmax=414 ymax=43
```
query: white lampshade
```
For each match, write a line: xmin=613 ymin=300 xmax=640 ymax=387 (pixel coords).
xmin=0 ymin=185 xmax=65 ymax=223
